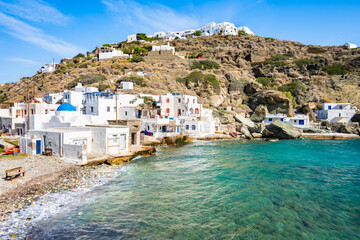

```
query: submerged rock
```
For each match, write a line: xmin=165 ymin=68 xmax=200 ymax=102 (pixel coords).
xmin=262 ymin=121 xmax=301 ymax=139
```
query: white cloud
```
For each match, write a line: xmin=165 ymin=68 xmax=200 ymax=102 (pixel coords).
xmin=0 ymin=0 xmax=70 ymax=25
xmin=0 ymin=12 xmax=84 ymax=57
xmin=7 ymin=57 xmax=41 ymax=65
xmin=101 ymin=0 xmax=200 ymax=33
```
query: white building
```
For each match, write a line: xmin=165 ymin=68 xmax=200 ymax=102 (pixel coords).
xmin=98 ymin=47 xmax=129 ymax=60
xmin=120 ymin=81 xmax=134 ymax=90
xmin=19 ymin=103 xmax=130 ymax=164
xmin=40 ymin=62 xmax=56 ymax=73
xmin=83 ymin=93 xmax=144 ymax=121
xmin=0 ymin=100 xmax=59 ymax=135
xmin=63 ymin=83 xmax=98 ymax=112
xmin=128 ymin=22 xmax=254 ymax=42
xmin=344 ymin=43 xmax=357 ymax=49
xmin=263 ymin=113 xmax=310 ymax=128
xmin=127 ymin=34 xmax=137 ymax=42
xmin=316 ymin=103 xmax=357 ymax=123
xmin=152 ymin=43 xmax=175 ymax=54
xmin=159 ymin=93 xmax=201 ymax=120
xmin=43 ymin=93 xmax=63 ymax=104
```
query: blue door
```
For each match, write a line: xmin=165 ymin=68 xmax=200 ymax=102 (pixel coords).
xmin=36 ymin=140 xmax=41 ymax=154
xmin=299 ymin=120 xmax=304 ymax=125
xmin=176 ymin=127 xmax=179 ymax=133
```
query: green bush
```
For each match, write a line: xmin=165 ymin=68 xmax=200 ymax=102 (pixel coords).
xmin=256 ymin=77 xmax=277 ymax=87
xmin=194 ymin=30 xmax=202 ymax=36
xmin=307 ymin=47 xmax=326 ymax=54
xmin=67 ymin=74 xmax=106 ymax=89
xmin=102 ymin=44 xmax=111 ymax=47
xmin=262 ymin=54 xmax=292 ymax=67
xmin=117 ymin=76 xmax=146 ymax=87
xmin=73 ymin=53 xmax=85 ymax=59
xmin=98 ymin=83 xmax=110 ymax=92
xmin=294 ymin=59 xmax=313 ymax=68
xmin=228 ymin=80 xmax=245 ymax=92
xmin=278 ymin=82 xmax=305 ymax=96
xmin=283 ymin=91 xmax=296 ymax=107
xmin=324 ymin=64 xmax=347 ymax=75
xmin=238 ymin=30 xmax=246 ymax=36
xmin=131 ymin=56 xmax=145 ymax=62
xmin=177 ymin=71 xmax=220 ymax=94
xmin=191 ymin=60 xmax=220 ymax=70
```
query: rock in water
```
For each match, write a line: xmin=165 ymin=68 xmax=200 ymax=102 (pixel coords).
xmin=262 ymin=120 xmax=301 ymax=139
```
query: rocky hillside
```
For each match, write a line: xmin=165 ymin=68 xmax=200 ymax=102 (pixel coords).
xmin=1 ymin=34 xmax=359 ymax=119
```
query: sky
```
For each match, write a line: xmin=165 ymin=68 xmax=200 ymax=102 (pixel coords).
xmin=0 ymin=0 xmax=359 ymax=83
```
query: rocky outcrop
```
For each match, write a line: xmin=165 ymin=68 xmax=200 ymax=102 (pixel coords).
xmin=262 ymin=121 xmax=301 ymax=139
xmin=351 ymin=114 xmax=360 ymax=123
xmin=250 ymin=105 xmax=268 ymax=122
xmin=234 ymin=114 xmax=255 ymax=128
xmin=249 ymin=90 xmax=295 ymax=117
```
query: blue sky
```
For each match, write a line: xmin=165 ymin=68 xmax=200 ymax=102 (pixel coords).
xmin=0 ymin=0 xmax=359 ymax=83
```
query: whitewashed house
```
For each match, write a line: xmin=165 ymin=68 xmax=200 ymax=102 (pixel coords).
xmin=63 ymin=83 xmax=98 ymax=112
xmin=120 ymin=81 xmax=134 ymax=90
xmin=83 ymin=93 xmax=143 ymax=121
xmin=344 ymin=43 xmax=357 ymax=49
xmin=152 ymin=43 xmax=175 ymax=54
xmin=40 ymin=62 xmax=56 ymax=73
xmin=159 ymin=93 xmax=201 ymax=120
xmin=127 ymin=34 xmax=137 ymax=42
xmin=19 ymin=103 xmax=130 ymax=164
xmin=316 ymin=103 xmax=357 ymax=123
xmin=263 ymin=113 xmax=310 ymax=128
xmin=0 ymin=100 xmax=59 ymax=135
xmin=98 ymin=47 xmax=129 ymax=60
xmin=43 ymin=93 xmax=63 ymax=104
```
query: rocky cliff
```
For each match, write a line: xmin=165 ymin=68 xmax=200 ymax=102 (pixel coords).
xmin=1 ymin=34 xmax=359 ymax=118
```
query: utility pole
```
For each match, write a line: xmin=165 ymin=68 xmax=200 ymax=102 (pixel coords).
xmin=115 ymin=91 xmax=118 ymax=125
xmin=27 ymin=82 xmax=31 ymax=131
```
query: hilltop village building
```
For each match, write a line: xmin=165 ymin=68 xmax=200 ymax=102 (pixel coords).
xmin=40 ymin=62 xmax=56 ymax=73
xmin=315 ymin=103 xmax=357 ymax=123
xmin=98 ymin=47 xmax=129 ymax=60
xmin=128 ymin=22 xmax=254 ymax=42
xmin=344 ymin=43 xmax=357 ymax=49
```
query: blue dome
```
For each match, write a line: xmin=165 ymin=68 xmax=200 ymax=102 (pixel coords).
xmin=57 ymin=103 xmax=76 ymax=112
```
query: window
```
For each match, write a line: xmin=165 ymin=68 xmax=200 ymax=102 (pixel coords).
xmin=186 ymin=125 xmax=189 ymax=130
xmin=90 ymin=107 xmax=94 ymax=113
xmin=107 ymin=107 xmax=110 ymax=112
xmin=112 ymin=135 xmax=118 ymax=143
xmin=148 ymin=126 xmax=150 ymax=130
xmin=193 ymin=99 xmax=195 ymax=104
xmin=192 ymin=125 xmax=196 ymax=130
xmin=125 ymin=111 xmax=128 ymax=116
xmin=340 ymin=106 xmax=343 ymax=110
xmin=328 ymin=106 xmax=332 ymax=110
xmin=280 ymin=118 xmax=284 ymax=122
xmin=187 ymin=99 xmax=189 ymax=103
xmin=195 ymin=108 xmax=199 ymax=114
xmin=269 ymin=118 xmax=272 ymax=122
xmin=31 ymin=109 xmax=34 ymax=115
xmin=178 ymin=98 xmax=181 ymax=103
xmin=166 ymin=99 xmax=170 ymax=103
xmin=166 ymin=108 xmax=170 ymax=114
xmin=294 ymin=120 xmax=297 ymax=123
xmin=114 ymin=107 xmax=116 ymax=112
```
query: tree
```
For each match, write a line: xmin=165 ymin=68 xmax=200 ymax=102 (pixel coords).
xmin=73 ymin=53 xmax=85 ymax=59
xmin=193 ymin=30 xmax=202 ymax=37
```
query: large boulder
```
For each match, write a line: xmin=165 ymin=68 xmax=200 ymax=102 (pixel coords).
xmin=234 ymin=114 xmax=256 ymax=128
xmin=250 ymin=105 xmax=268 ymax=122
xmin=262 ymin=121 xmax=301 ymax=139
xmin=351 ymin=114 xmax=360 ymax=123
xmin=249 ymin=90 xmax=295 ymax=117
xmin=240 ymin=126 xmax=253 ymax=139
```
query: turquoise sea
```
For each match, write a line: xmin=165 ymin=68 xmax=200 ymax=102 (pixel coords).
xmin=20 ymin=139 xmax=360 ymax=239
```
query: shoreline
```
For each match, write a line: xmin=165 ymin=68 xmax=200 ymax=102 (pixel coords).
xmin=1 ymin=135 xmax=359 ymax=225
